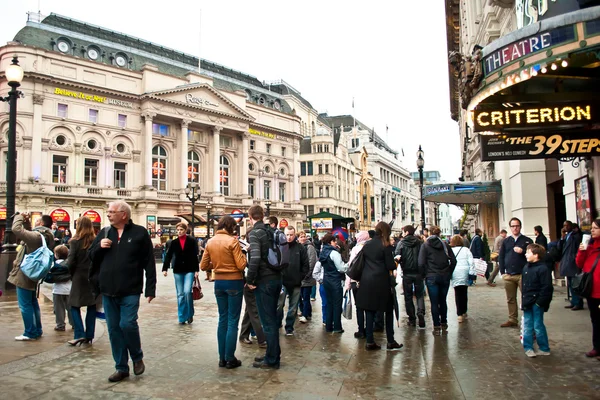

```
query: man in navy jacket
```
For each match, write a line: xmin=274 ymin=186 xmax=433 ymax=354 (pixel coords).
xmin=558 ymin=220 xmax=583 ymax=310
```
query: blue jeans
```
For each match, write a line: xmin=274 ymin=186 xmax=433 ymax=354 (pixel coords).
xmin=255 ymin=279 xmax=282 ymax=366
xmin=17 ymin=287 xmax=42 ymax=338
xmin=567 ymin=276 xmax=584 ymax=308
xmin=523 ymin=305 xmax=550 ymax=352
xmin=71 ymin=305 xmax=97 ymax=340
xmin=174 ymin=272 xmax=195 ymax=323
xmin=324 ymin=279 xmax=343 ymax=332
xmin=320 ymin=284 xmax=328 ymax=323
xmin=300 ymin=286 xmax=313 ymax=319
xmin=277 ymin=285 xmax=301 ymax=332
xmin=426 ymin=275 xmax=451 ymax=327
xmin=214 ymin=279 xmax=244 ymax=362
xmin=103 ymin=295 xmax=143 ymax=373
xmin=311 ymin=285 xmax=317 ymax=299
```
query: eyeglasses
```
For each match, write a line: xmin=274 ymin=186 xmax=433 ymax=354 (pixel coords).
xmin=510 ymin=225 xmax=521 ymax=228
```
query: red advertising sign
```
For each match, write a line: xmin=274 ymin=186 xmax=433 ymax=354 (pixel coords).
xmin=279 ymin=219 xmax=289 ymax=229
xmin=50 ymin=209 xmax=70 ymax=222
xmin=0 ymin=207 xmax=6 ymax=220
xmin=82 ymin=210 xmax=101 ymax=223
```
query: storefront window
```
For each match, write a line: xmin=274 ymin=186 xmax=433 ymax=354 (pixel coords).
xmin=52 ymin=155 xmax=68 ymax=183
xmin=84 ymin=159 xmax=98 ymax=186
xmin=188 ymin=151 xmax=200 ymax=183
xmin=152 ymin=145 xmax=167 ymax=190
xmin=220 ymin=155 xmax=229 ymax=196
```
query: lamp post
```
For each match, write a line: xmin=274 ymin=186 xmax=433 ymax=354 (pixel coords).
xmin=264 ymin=199 xmax=272 ymax=217
xmin=355 ymin=210 xmax=360 ymax=231
xmin=185 ymin=182 xmax=201 ymax=237
xmin=1 ymin=56 xmax=24 ymax=290
xmin=206 ymin=200 xmax=212 ymax=239
xmin=416 ymin=145 xmax=426 ymax=233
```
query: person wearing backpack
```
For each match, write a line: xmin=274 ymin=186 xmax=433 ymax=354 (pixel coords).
xmin=8 ymin=212 xmax=55 ymax=341
xmin=396 ymin=225 xmax=426 ymax=329
xmin=450 ymin=235 xmax=475 ymax=323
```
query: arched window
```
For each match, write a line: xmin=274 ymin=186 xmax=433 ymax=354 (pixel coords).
xmin=187 ymin=151 xmax=200 ymax=183
xmin=219 ymin=155 xmax=229 ymax=196
xmin=152 ymin=145 xmax=167 ymax=190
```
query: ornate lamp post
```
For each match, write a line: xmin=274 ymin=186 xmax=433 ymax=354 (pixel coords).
xmin=206 ymin=200 xmax=212 ymax=239
xmin=416 ymin=145 xmax=426 ymax=233
xmin=1 ymin=56 xmax=24 ymax=289
xmin=185 ymin=182 xmax=201 ymax=237
xmin=264 ymin=199 xmax=272 ymax=217
xmin=355 ymin=210 xmax=360 ymax=231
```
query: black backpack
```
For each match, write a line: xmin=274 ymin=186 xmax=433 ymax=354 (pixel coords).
xmin=261 ymin=225 xmax=290 ymax=271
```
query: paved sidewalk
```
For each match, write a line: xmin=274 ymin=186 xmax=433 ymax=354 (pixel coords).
xmin=0 ymin=266 xmax=597 ymax=399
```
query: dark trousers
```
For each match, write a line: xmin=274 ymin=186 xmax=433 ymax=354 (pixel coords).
xmin=255 ymin=279 xmax=282 ymax=366
xmin=103 ymin=294 xmax=143 ymax=373
xmin=365 ymin=300 xmax=394 ymax=344
xmin=351 ymin=283 xmax=365 ymax=334
xmin=71 ymin=305 xmax=96 ymax=340
xmin=300 ymin=286 xmax=313 ymax=319
xmin=239 ymin=285 xmax=265 ymax=344
xmin=402 ymin=275 xmax=425 ymax=321
xmin=454 ymin=285 xmax=468 ymax=316
xmin=323 ymin=279 xmax=343 ymax=332
xmin=588 ymin=297 xmax=600 ymax=351
xmin=568 ymin=276 xmax=584 ymax=308
xmin=426 ymin=275 xmax=451 ymax=327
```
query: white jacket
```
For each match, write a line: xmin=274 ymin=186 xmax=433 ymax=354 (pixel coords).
xmin=451 ymin=246 xmax=475 ymax=287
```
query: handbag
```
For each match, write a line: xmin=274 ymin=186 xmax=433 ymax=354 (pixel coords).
xmin=342 ymin=289 xmax=353 ymax=320
xmin=346 ymin=250 xmax=365 ymax=281
xmin=20 ymin=231 xmax=54 ymax=281
xmin=192 ymin=275 xmax=204 ymax=301
xmin=572 ymin=252 xmax=600 ymax=298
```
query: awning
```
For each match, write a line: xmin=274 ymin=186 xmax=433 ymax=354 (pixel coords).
xmin=306 ymin=211 xmax=354 ymax=223
xmin=157 ymin=216 xmax=185 ymax=225
xmin=174 ymin=214 xmax=206 ymax=225
xmin=423 ymin=181 xmax=502 ymax=204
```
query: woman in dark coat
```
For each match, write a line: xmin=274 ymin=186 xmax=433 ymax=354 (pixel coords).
xmin=67 ymin=216 xmax=97 ymax=345
xmin=355 ymin=222 xmax=403 ymax=350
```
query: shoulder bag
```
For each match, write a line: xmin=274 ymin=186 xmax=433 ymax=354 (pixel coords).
xmin=346 ymin=249 xmax=365 ymax=281
xmin=192 ymin=275 xmax=204 ymax=301
xmin=20 ymin=232 xmax=54 ymax=281
xmin=572 ymin=252 xmax=600 ymax=298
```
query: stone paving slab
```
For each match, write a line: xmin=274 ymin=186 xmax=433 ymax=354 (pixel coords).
xmin=1 ymin=264 xmax=598 ymax=399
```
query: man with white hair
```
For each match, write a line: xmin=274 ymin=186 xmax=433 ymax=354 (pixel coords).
xmin=89 ymin=200 xmax=156 ymax=382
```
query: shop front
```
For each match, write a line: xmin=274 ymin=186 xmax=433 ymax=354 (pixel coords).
xmin=0 ymin=207 xmax=6 ymax=244
xmin=81 ymin=210 xmax=102 ymax=233
xmin=307 ymin=211 xmax=354 ymax=240
xmin=50 ymin=208 xmax=71 ymax=230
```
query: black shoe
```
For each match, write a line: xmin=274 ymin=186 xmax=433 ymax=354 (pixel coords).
xmin=571 ymin=306 xmax=584 ymax=311
xmin=441 ymin=323 xmax=448 ymax=330
xmin=108 ymin=371 xmax=130 ymax=382
xmin=407 ymin=319 xmax=416 ymax=327
xmin=365 ymin=342 xmax=381 ymax=351
xmin=354 ymin=331 xmax=366 ymax=339
xmin=133 ymin=360 xmax=145 ymax=376
xmin=187 ymin=316 xmax=193 ymax=324
xmin=252 ymin=361 xmax=280 ymax=369
xmin=226 ymin=358 xmax=242 ymax=369
xmin=254 ymin=356 xmax=265 ymax=362
xmin=387 ymin=341 xmax=404 ymax=350
xmin=219 ymin=360 xmax=226 ymax=368
xmin=565 ymin=304 xmax=574 ymax=309
xmin=417 ymin=314 xmax=426 ymax=329
xmin=332 ymin=329 xmax=344 ymax=334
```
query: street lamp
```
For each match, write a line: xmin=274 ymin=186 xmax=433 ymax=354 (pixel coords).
xmin=416 ymin=145 xmax=426 ymax=233
xmin=185 ymin=182 xmax=201 ymax=237
xmin=1 ymin=56 xmax=24 ymax=289
xmin=206 ymin=200 xmax=212 ymax=239
xmin=264 ymin=199 xmax=272 ymax=217
xmin=354 ymin=210 xmax=360 ymax=231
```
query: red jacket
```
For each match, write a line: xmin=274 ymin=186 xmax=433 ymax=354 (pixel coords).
xmin=575 ymin=239 xmax=600 ymax=299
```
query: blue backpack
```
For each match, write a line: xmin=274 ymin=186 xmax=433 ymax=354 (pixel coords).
xmin=20 ymin=231 xmax=54 ymax=281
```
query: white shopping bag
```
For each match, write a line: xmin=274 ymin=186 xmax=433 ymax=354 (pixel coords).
xmin=473 ymin=259 xmax=488 ymax=277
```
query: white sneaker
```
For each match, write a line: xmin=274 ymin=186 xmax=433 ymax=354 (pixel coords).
xmin=15 ymin=335 xmax=35 ymax=341
xmin=525 ymin=350 xmax=537 ymax=358
xmin=537 ymin=350 xmax=551 ymax=356
xmin=299 ymin=316 xmax=308 ymax=323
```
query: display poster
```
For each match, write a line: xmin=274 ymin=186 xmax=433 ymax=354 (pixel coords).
xmin=147 ymin=215 xmax=156 ymax=237
xmin=311 ymin=218 xmax=332 ymax=230
xmin=575 ymin=176 xmax=593 ymax=233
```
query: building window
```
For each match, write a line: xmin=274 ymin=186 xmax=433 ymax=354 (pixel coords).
xmin=325 ymin=164 xmax=329 ymax=174
xmin=318 ymin=164 xmax=323 ymax=175
xmin=325 ymin=186 xmax=330 ymax=197
xmin=264 ymin=180 xmax=271 ymax=200
xmin=250 ymin=140 xmax=255 ymax=150
xmin=88 ymin=109 xmax=98 ymax=124
xmin=317 ymin=144 xmax=323 ymax=153
xmin=351 ymin=138 xmax=359 ymax=148
xmin=152 ymin=123 xmax=169 ymax=136
xmin=220 ymin=155 xmax=230 ymax=196
xmin=220 ymin=136 xmax=232 ymax=148
xmin=301 ymin=183 xmax=307 ymax=199
xmin=307 ymin=161 xmax=313 ymax=175
xmin=248 ymin=178 xmax=255 ymax=198
xmin=281 ymin=147 xmax=286 ymax=157
xmin=319 ymin=186 xmax=323 ymax=197
xmin=324 ymin=145 xmax=329 ymax=153
xmin=188 ymin=129 xmax=201 ymax=142
xmin=84 ymin=159 xmax=98 ymax=186
xmin=188 ymin=151 xmax=200 ymax=183
xmin=279 ymin=182 xmax=286 ymax=202
xmin=266 ymin=143 xmax=271 ymax=154
xmin=118 ymin=114 xmax=127 ymax=128
xmin=152 ymin=145 xmax=167 ymax=190
xmin=57 ymin=103 xmax=68 ymax=118
xmin=307 ymin=205 xmax=314 ymax=217
xmin=114 ymin=162 xmax=127 ymax=188
xmin=52 ymin=155 xmax=68 ymax=183
xmin=308 ymin=183 xmax=314 ymax=198
xmin=300 ymin=162 xmax=306 ymax=176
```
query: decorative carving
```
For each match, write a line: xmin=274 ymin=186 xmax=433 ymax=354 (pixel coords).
xmin=142 ymin=112 xmax=157 ymax=121
xmin=106 ymin=130 xmax=112 ymax=136
xmin=23 ymin=136 xmax=33 ymax=150
xmin=489 ymin=0 xmax=513 ymax=8
xmin=449 ymin=45 xmax=484 ymax=109
xmin=82 ymin=140 xmax=103 ymax=155
xmin=181 ymin=119 xmax=192 ymax=129
xmin=112 ymin=142 xmax=132 ymax=158
xmin=49 ymin=135 xmax=73 ymax=151
xmin=104 ymin=146 xmax=112 ymax=157
xmin=32 ymin=94 xmax=45 ymax=105
xmin=213 ymin=126 xmax=223 ymax=134
xmin=132 ymin=149 xmax=141 ymax=162
xmin=76 ymin=126 xmax=82 ymax=132
xmin=74 ymin=142 xmax=82 ymax=155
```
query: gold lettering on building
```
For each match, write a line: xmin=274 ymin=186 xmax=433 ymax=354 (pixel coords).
xmin=475 ymin=104 xmax=594 ymax=129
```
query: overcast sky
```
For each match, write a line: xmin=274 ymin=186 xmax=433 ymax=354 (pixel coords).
xmin=1 ymin=0 xmax=462 ymax=183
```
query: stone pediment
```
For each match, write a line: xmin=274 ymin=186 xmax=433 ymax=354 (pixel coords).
xmin=144 ymin=83 xmax=253 ymax=122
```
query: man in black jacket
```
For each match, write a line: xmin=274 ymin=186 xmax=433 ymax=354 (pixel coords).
xmin=246 ymin=205 xmax=282 ymax=369
xmin=498 ymin=217 xmax=532 ymax=328
xmin=534 ymin=225 xmax=548 ymax=249
xmin=558 ymin=220 xmax=583 ymax=310
xmin=88 ymin=200 xmax=156 ymax=382
xmin=396 ymin=225 xmax=426 ymax=329
xmin=277 ymin=226 xmax=309 ymax=335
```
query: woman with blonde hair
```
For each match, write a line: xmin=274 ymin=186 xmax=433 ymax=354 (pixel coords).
xmin=67 ymin=216 xmax=98 ymax=345
xmin=450 ymin=235 xmax=475 ymax=323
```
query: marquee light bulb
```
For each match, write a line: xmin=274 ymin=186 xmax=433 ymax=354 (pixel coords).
xmin=515 ymin=76 xmax=521 ymax=83
xmin=541 ymin=67 xmax=547 ymax=73
xmin=551 ymin=63 xmax=558 ymax=70
xmin=561 ymin=60 xmax=568 ymax=67
xmin=531 ymin=69 xmax=538 ymax=76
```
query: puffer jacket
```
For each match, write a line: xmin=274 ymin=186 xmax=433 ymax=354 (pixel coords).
xmin=396 ymin=234 xmax=422 ymax=276
xmin=200 ymin=229 xmax=246 ymax=280
xmin=521 ymin=260 xmax=553 ymax=311
xmin=282 ymin=240 xmax=308 ymax=287
xmin=8 ymin=214 xmax=55 ymax=290
xmin=418 ymin=235 xmax=457 ymax=277
xmin=451 ymin=246 xmax=475 ymax=287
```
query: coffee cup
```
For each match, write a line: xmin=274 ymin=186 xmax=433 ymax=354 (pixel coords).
xmin=582 ymin=234 xmax=591 ymax=250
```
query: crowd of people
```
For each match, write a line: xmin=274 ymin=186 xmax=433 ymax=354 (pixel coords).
xmin=6 ymin=199 xmax=600 ymax=381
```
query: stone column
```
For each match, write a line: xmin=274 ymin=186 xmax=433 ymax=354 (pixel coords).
xmin=212 ymin=126 xmax=222 ymax=194
xmin=74 ymin=143 xmax=83 ymax=185
xmin=180 ymin=120 xmax=190 ymax=190
xmin=143 ymin=112 xmax=156 ymax=188
xmin=31 ymin=94 xmax=44 ymax=179
xmin=293 ymin=142 xmax=300 ymax=201
xmin=241 ymin=132 xmax=249 ymax=196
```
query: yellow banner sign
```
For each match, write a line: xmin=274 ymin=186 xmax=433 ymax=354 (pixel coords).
xmin=54 ymin=88 xmax=134 ymax=108
xmin=249 ymin=128 xmax=275 ymax=139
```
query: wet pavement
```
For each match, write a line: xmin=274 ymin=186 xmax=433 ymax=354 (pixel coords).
xmin=1 ymin=266 xmax=598 ymax=400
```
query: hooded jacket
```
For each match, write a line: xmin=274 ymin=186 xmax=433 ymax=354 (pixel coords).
xmin=301 ymin=241 xmax=318 ymax=287
xmin=418 ymin=236 xmax=457 ymax=277
xmin=246 ymin=221 xmax=279 ymax=285
xmin=521 ymin=260 xmax=553 ymax=311
xmin=396 ymin=234 xmax=423 ymax=276
xmin=282 ymin=240 xmax=309 ymax=287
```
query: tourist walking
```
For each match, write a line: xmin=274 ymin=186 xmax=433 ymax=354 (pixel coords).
xmin=396 ymin=225 xmax=425 ymax=329
xmin=319 ymin=233 xmax=348 ymax=334
xmin=488 ymin=229 xmax=507 ymax=286
xmin=450 ymin=235 xmax=475 ymax=323
xmin=88 ymin=200 xmax=156 ymax=382
xmin=469 ymin=229 xmax=484 ymax=285
xmin=345 ymin=230 xmax=370 ymax=338
xmin=162 ymin=222 xmax=200 ymax=324
xmin=200 ymin=216 xmax=247 ymax=369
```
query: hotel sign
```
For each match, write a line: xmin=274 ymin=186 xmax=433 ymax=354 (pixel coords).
xmin=473 ymin=102 xmax=599 ymax=132
xmin=54 ymin=88 xmax=134 ymax=108
xmin=483 ymin=25 xmax=575 ymax=76
xmin=480 ymin=131 xmax=600 ymax=161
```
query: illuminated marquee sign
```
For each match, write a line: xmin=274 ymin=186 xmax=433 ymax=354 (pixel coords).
xmin=473 ymin=102 xmax=599 ymax=132
xmin=249 ymin=128 xmax=275 ymax=139
xmin=54 ymin=88 xmax=134 ymax=108
xmin=480 ymin=130 xmax=600 ymax=161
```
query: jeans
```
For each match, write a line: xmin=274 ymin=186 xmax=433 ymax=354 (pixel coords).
xmin=365 ymin=301 xmax=394 ymax=344
xmin=567 ymin=276 xmax=584 ymax=308
xmin=454 ymin=285 xmax=468 ymax=316
xmin=323 ymin=279 xmax=343 ymax=332
xmin=277 ymin=285 xmax=301 ymax=332
xmin=522 ymin=305 xmax=550 ymax=352
xmin=300 ymin=286 xmax=313 ymax=319
xmin=402 ymin=275 xmax=425 ymax=321
xmin=71 ymin=305 xmax=97 ymax=340
xmin=174 ymin=272 xmax=195 ymax=323
xmin=319 ymin=284 xmax=328 ymax=323
xmin=103 ymin=295 xmax=143 ymax=373
xmin=239 ymin=285 xmax=265 ymax=344
xmin=351 ymin=283 xmax=365 ymax=334
xmin=214 ymin=279 xmax=244 ymax=362
xmin=17 ymin=287 xmax=42 ymax=338
xmin=426 ymin=275 xmax=451 ymax=327
xmin=311 ymin=285 xmax=317 ymax=299
xmin=503 ymin=274 xmax=522 ymax=324
xmin=255 ymin=279 xmax=283 ymax=366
